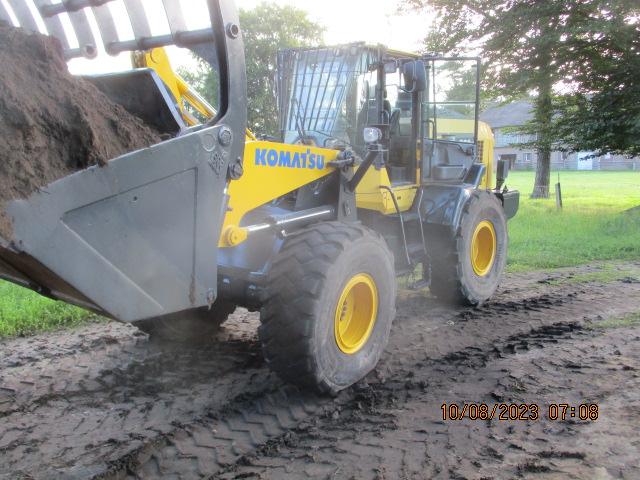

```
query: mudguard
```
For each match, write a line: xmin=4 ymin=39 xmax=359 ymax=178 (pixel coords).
xmin=420 ymin=184 xmax=475 ymax=232
xmin=419 ymin=184 xmax=519 ymax=232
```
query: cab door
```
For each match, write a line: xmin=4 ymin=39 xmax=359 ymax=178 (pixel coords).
xmin=420 ymin=58 xmax=481 ymax=184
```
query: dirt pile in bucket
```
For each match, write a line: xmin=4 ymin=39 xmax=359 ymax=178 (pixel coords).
xmin=0 ymin=23 xmax=162 ymax=239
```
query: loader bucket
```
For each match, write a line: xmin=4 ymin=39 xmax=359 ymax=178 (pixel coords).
xmin=0 ymin=0 xmax=247 ymax=322
xmin=0 ymin=128 xmax=233 ymax=322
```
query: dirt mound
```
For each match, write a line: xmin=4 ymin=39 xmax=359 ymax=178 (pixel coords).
xmin=0 ymin=23 xmax=162 ymax=238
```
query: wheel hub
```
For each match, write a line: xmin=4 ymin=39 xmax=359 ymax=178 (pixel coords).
xmin=471 ymin=220 xmax=497 ymax=276
xmin=334 ymin=273 xmax=378 ymax=355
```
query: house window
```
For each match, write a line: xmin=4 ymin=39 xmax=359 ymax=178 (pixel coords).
xmin=494 ymin=130 xmax=537 ymax=148
xmin=522 ymin=152 xmax=533 ymax=163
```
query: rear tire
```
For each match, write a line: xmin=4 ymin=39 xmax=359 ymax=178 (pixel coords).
xmin=259 ymin=222 xmax=396 ymax=394
xmin=134 ymin=299 xmax=236 ymax=342
xmin=429 ymin=191 xmax=507 ymax=305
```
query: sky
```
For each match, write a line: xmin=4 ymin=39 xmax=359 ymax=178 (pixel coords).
xmin=237 ymin=0 xmax=426 ymax=50
xmin=0 ymin=0 xmax=428 ymax=74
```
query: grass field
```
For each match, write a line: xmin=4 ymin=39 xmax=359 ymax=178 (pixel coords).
xmin=0 ymin=281 xmax=98 ymax=337
xmin=0 ymin=170 xmax=638 ymax=337
xmin=506 ymin=171 xmax=640 ymax=271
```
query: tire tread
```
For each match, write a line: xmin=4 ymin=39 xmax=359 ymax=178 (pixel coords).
xmin=429 ymin=190 xmax=507 ymax=306
xmin=259 ymin=221 xmax=394 ymax=393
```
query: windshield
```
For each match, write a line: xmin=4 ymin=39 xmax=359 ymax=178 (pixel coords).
xmin=278 ymin=47 xmax=371 ymax=146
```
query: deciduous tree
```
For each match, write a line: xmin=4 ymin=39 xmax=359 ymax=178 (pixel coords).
xmin=404 ymin=0 xmax=639 ymax=197
xmin=180 ymin=2 xmax=324 ymax=136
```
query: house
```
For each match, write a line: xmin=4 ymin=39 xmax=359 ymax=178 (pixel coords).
xmin=480 ymin=101 xmax=639 ymax=171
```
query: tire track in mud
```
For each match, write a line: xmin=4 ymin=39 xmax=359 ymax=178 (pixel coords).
xmin=0 ymin=314 xmax=272 ymax=480
xmin=0 ymin=333 xmax=258 ymax=418
xmin=105 ymin=277 xmax=640 ymax=478
xmin=0 ymin=324 xmax=145 ymax=418
xmin=229 ymin=318 xmax=640 ymax=479
xmin=1 ymin=264 xmax=639 ymax=479
xmin=220 ymin=273 xmax=640 ymax=479
xmin=129 ymin=321 xmax=586 ymax=480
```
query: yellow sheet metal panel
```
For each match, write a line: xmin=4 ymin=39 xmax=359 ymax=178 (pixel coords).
xmin=427 ymin=118 xmax=495 ymax=189
xmin=220 ymin=141 xmax=338 ymax=247
xmin=477 ymin=121 xmax=495 ymax=189
xmin=354 ymin=166 xmax=417 ymax=214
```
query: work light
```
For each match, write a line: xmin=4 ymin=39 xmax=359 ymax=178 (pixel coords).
xmin=363 ymin=127 xmax=382 ymax=144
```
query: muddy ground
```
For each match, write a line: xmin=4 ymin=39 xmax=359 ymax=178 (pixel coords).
xmin=1 ymin=261 xmax=640 ymax=480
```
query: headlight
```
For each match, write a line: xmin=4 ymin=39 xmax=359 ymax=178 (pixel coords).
xmin=363 ymin=127 xmax=382 ymax=144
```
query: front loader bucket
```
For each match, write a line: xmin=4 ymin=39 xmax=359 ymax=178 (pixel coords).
xmin=0 ymin=0 xmax=247 ymax=322
xmin=0 ymin=128 xmax=232 ymax=322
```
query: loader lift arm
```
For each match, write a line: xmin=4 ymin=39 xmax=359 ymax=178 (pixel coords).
xmin=132 ymin=47 xmax=256 ymax=140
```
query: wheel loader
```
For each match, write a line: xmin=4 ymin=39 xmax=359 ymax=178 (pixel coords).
xmin=0 ymin=0 xmax=519 ymax=393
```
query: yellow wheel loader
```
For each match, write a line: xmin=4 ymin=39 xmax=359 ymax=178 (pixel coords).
xmin=0 ymin=0 xmax=519 ymax=393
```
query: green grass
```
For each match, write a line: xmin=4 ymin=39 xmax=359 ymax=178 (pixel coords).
xmin=544 ymin=263 xmax=639 ymax=286
xmin=587 ymin=312 xmax=640 ymax=330
xmin=0 ymin=281 xmax=98 ymax=337
xmin=506 ymin=171 xmax=640 ymax=271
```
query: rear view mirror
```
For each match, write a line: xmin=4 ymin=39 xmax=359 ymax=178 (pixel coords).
xmin=403 ymin=60 xmax=426 ymax=93
xmin=496 ymin=158 xmax=511 ymax=190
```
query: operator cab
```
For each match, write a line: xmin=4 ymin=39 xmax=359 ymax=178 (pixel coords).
xmin=277 ymin=44 xmax=482 ymax=186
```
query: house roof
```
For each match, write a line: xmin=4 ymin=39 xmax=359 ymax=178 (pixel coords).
xmin=480 ymin=101 xmax=533 ymax=129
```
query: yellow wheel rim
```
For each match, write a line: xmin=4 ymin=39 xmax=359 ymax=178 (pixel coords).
xmin=471 ymin=220 xmax=497 ymax=277
xmin=334 ymin=273 xmax=378 ymax=355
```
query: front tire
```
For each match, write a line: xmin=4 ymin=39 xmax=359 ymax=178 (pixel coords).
xmin=259 ymin=222 xmax=396 ymax=394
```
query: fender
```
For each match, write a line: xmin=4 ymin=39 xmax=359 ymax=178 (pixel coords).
xmin=419 ymin=184 xmax=475 ymax=233
xmin=419 ymin=163 xmax=485 ymax=232
xmin=419 ymin=185 xmax=520 ymax=232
